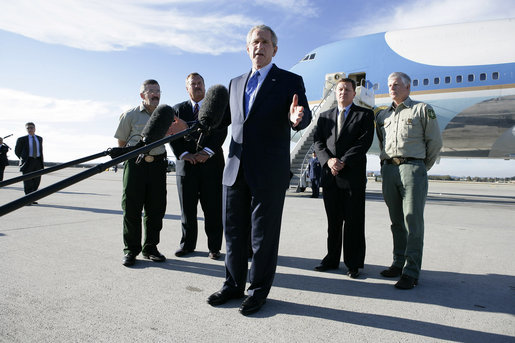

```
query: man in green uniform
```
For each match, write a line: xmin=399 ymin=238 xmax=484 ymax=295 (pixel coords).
xmin=114 ymin=79 xmax=168 ymax=267
xmin=376 ymin=72 xmax=442 ymax=289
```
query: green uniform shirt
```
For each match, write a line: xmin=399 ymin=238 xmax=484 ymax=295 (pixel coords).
xmin=376 ymin=97 xmax=442 ymax=170
xmin=114 ymin=104 xmax=166 ymax=156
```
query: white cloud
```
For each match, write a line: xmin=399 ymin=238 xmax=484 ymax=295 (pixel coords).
xmin=346 ymin=0 xmax=515 ymax=37
xmin=254 ymin=0 xmax=318 ymax=17
xmin=0 ymin=0 xmax=256 ymax=54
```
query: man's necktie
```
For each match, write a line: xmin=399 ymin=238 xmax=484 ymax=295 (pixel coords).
xmin=245 ymin=71 xmax=260 ymax=117
xmin=193 ymin=103 xmax=199 ymax=120
xmin=31 ymin=136 xmax=37 ymax=158
xmin=337 ymin=109 xmax=346 ymax=137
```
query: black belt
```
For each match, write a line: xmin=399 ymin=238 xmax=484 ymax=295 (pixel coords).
xmin=382 ymin=157 xmax=423 ymax=166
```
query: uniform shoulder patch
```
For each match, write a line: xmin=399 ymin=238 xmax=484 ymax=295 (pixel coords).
xmin=427 ymin=108 xmax=436 ymax=119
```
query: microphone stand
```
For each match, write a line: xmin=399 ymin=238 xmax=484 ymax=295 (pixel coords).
xmin=0 ymin=123 xmax=201 ymax=217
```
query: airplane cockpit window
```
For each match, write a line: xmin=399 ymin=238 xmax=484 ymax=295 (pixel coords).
xmin=492 ymin=72 xmax=499 ymax=80
xmin=423 ymin=78 xmax=429 ymax=86
xmin=445 ymin=76 xmax=451 ymax=84
xmin=302 ymin=55 xmax=309 ymax=61
xmin=309 ymin=53 xmax=316 ymax=60
xmin=434 ymin=77 xmax=440 ymax=85
xmin=413 ymin=79 xmax=419 ymax=86
xmin=468 ymin=74 xmax=474 ymax=82
xmin=456 ymin=75 xmax=463 ymax=83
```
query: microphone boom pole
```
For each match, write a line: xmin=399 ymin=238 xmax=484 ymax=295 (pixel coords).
xmin=0 ymin=151 xmax=110 ymax=188
xmin=0 ymin=124 xmax=200 ymax=217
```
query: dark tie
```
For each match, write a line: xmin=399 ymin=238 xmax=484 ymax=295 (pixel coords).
xmin=337 ymin=109 xmax=345 ymax=137
xmin=245 ymin=71 xmax=260 ymax=117
xmin=193 ymin=103 xmax=199 ymax=120
xmin=31 ymin=136 xmax=37 ymax=158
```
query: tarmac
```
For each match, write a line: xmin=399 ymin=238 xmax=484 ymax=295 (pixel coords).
xmin=0 ymin=165 xmax=514 ymax=343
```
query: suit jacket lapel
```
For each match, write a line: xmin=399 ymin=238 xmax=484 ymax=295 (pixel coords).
xmin=237 ymin=71 xmax=252 ymax=120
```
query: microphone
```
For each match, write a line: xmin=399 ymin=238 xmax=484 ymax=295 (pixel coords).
xmin=109 ymin=104 xmax=175 ymax=159
xmin=198 ymin=85 xmax=228 ymax=131
xmin=141 ymin=104 xmax=175 ymax=144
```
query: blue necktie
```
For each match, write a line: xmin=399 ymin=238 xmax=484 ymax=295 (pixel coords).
xmin=245 ymin=71 xmax=260 ymax=117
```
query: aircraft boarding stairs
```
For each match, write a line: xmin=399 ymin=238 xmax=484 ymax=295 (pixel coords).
xmin=289 ymin=72 xmax=375 ymax=191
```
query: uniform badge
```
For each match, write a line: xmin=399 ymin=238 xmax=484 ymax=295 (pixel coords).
xmin=406 ymin=118 xmax=413 ymax=125
xmin=427 ymin=108 xmax=436 ymax=119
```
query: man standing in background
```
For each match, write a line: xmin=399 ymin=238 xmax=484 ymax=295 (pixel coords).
xmin=170 ymin=72 xmax=227 ymax=260
xmin=15 ymin=122 xmax=44 ymax=200
xmin=376 ymin=72 xmax=442 ymax=289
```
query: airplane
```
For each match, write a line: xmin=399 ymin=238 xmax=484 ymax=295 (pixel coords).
xmin=288 ymin=18 xmax=515 ymax=178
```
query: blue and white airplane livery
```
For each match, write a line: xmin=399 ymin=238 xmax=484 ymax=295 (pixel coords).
xmin=290 ymin=18 xmax=515 ymax=159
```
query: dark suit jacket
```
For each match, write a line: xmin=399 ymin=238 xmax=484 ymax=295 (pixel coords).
xmin=221 ymin=64 xmax=312 ymax=192
xmin=170 ymin=100 xmax=227 ymax=176
xmin=15 ymin=135 xmax=44 ymax=172
xmin=314 ymin=104 xmax=374 ymax=189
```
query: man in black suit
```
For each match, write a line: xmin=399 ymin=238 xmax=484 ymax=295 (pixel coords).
xmin=313 ymin=78 xmax=374 ymax=278
xmin=207 ymin=25 xmax=311 ymax=315
xmin=15 ymin=122 xmax=44 ymax=199
xmin=307 ymin=151 xmax=322 ymax=198
xmin=170 ymin=73 xmax=227 ymax=260
xmin=0 ymin=137 xmax=10 ymax=181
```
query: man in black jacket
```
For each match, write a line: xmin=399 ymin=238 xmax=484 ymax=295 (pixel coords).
xmin=170 ymin=73 xmax=227 ymax=260
xmin=15 ymin=122 xmax=44 ymax=197
xmin=313 ymin=78 xmax=375 ymax=278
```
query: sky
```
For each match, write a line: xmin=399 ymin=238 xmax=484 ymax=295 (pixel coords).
xmin=1 ymin=0 xmax=514 ymax=177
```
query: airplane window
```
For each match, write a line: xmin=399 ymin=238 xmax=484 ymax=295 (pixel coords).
xmin=468 ymin=74 xmax=474 ymax=82
xmin=309 ymin=53 xmax=316 ymax=60
xmin=423 ymin=78 xmax=429 ymax=86
xmin=445 ymin=76 xmax=451 ymax=83
xmin=456 ymin=75 xmax=463 ymax=83
xmin=480 ymin=73 xmax=487 ymax=81
xmin=492 ymin=72 xmax=499 ymax=80
xmin=302 ymin=55 xmax=309 ymax=61
xmin=434 ymin=77 xmax=440 ymax=85
xmin=413 ymin=79 xmax=419 ymax=86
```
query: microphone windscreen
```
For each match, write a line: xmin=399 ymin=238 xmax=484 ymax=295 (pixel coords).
xmin=141 ymin=104 xmax=174 ymax=143
xmin=198 ymin=85 xmax=228 ymax=130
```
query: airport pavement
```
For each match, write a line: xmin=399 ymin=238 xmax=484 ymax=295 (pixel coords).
xmin=0 ymin=165 xmax=514 ymax=342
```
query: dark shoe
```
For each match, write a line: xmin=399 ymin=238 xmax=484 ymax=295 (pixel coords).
xmin=32 ymin=201 xmax=38 ymax=205
xmin=239 ymin=296 xmax=266 ymax=316
xmin=207 ymin=289 xmax=244 ymax=306
xmin=174 ymin=247 xmax=193 ymax=257
xmin=380 ymin=265 xmax=403 ymax=278
xmin=143 ymin=251 xmax=166 ymax=262
xmin=314 ymin=264 xmax=338 ymax=272
xmin=395 ymin=275 xmax=418 ymax=289
xmin=208 ymin=251 xmax=221 ymax=260
xmin=347 ymin=268 xmax=360 ymax=279
xmin=122 ymin=253 xmax=136 ymax=266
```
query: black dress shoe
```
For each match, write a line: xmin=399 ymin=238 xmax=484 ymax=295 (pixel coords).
xmin=239 ymin=296 xmax=266 ymax=316
xmin=122 ymin=253 xmax=136 ymax=266
xmin=174 ymin=247 xmax=193 ymax=257
xmin=207 ymin=289 xmax=244 ymax=306
xmin=395 ymin=275 xmax=418 ymax=289
xmin=208 ymin=251 xmax=221 ymax=260
xmin=347 ymin=268 xmax=360 ymax=279
xmin=143 ymin=251 xmax=166 ymax=262
xmin=380 ymin=265 xmax=403 ymax=278
xmin=314 ymin=264 xmax=338 ymax=272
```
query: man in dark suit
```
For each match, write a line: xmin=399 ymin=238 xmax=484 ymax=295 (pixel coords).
xmin=207 ymin=25 xmax=311 ymax=316
xmin=307 ymin=151 xmax=322 ymax=198
xmin=0 ymin=137 xmax=10 ymax=181
xmin=170 ymin=72 xmax=227 ymax=260
xmin=15 ymin=122 xmax=44 ymax=199
xmin=313 ymin=78 xmax=374 ymax=278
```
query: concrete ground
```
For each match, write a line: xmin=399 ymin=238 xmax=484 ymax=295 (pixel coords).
xmin=0 ymin=165 xmax=514 ymax=342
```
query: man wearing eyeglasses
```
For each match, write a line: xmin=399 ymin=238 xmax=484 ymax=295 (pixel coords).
xmin=15 ymin=122 xmax=44 ymax=200
xmin=114 ymin=79 xmax=169 ymax=267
